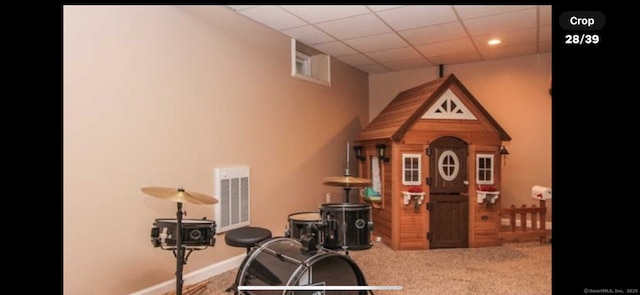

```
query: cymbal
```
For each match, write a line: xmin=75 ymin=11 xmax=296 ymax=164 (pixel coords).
xmin=141 ymin=187 xmax=218 ymax=205
xmin=323 ymin=176 xmax=372 ymax=187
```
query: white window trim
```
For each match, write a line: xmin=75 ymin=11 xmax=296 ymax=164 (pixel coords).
xmin=476 ymin=154 xmax=495 ymax=185
xmin=402 ymin=153 xmax=421 ymax=185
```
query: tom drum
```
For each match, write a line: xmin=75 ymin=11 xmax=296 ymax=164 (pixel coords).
xmin=320 ymin=203 xmax=373 ymax=250
xmin=285 ymin=212 xmax=323 ymax=243
xmin=150 ymin=218 xmax=216 ymax=248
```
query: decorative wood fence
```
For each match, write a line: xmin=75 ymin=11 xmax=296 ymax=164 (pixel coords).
xmin=499 ymin=200 xmax=549 ymax=243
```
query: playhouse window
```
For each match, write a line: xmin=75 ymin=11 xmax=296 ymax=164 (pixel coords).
xmin=402 ymin=154 xmax=421 ymax=185
xmin=438 ymin=150 xmax=459 ymax=181
xmin=370 ymin=156 xmax=382 ymax=195
xmin=476 ymin=154 xmax=494 ymax=184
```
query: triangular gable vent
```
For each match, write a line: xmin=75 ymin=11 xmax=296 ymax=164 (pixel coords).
xmin=422 ymin=89 xmax=476 ymax=120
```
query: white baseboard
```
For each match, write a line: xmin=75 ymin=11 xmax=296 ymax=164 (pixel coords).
xmin=129 ymin=254 xmax=245 ymax=295
xmin=501 ymin=218 xmax=552 ymax=230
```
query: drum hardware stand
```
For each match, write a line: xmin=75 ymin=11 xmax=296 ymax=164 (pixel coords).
xmin=300 ymin=233 xmax=318 ymax=253
xmin=169 ymin=202 xmax=214 ymax=295
xmin=341 ymin=206 xmax=350 ymax=256
xmin=342 ymin=169 xmax=354 ymax=203
xmin=336 ymin=167 xmax=362 ymax=203
xmin=174 ymin=201 xmax=187 ymax=295
xmin=166 ymin=203 xmax=212 ymax=295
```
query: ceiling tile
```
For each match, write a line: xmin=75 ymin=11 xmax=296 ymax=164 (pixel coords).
xmin=221 ymin=5 xmax=552 ymax=73
xmin=336 ymin=54 xmax=376 ymax=66
xmin=226 ymin=6 xmax=259 ymax=11
xmin=281 ymin=5 xmax=369 ymax=24
xmin=479 ymin=43 xmax=537 ymax=60
xmin=399 ymin=21 xmax=467 ymax=46
xmin=538 ymin=41 xmax=551 ymax=53
xmin=281 ymin=25 xmax=335 ymax=45
xmin=428 ymin=51 xmax=482 ymax=66
xmin=376 ymin=5 xmax=458 ymax=31
xmin=366 ymin=46 xmax=424 ymax=63
xmin=355 ymin=64 xmax=390 ymax=74
xmin=311 ymin=41 xmax=358 ymax=56
xmin=454 ymin=5 xmax=535 ymax=19
xmin=344 ymin=32 xmax=409 ymax=53
xmin=367 ymin=5 xmax=405 ymax=12
xmin=539 ymin=5 xmax=552 ymax=26
xmin=236 ymin=6 xmax=307 ymax=31
xmin=315 ymin=14 xmax=392 ymax=40
xmin=463 ymin=8 xmax=537 ymax=36
xmin=539 ymin=25 xmax=551 ymax=42
xmin=382 ymin=58 xmax=434 ymax=71
xmin=416 ymin=38 xmax=476 ymax=57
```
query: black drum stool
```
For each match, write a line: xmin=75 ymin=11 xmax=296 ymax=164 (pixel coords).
xmin=225 ymin=226 xmax=272 ymax=293
xmin=225 ymin=226 xmax=272 ymax=253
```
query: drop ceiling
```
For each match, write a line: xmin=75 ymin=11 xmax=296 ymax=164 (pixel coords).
xmin=225 ymin=5 xmax=552 ymax=74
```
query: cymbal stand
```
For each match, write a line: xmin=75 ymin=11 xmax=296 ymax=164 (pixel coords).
xmin=174 ymin=201 xmax=185 ymax=295
xmin=341 ymin=205 xmax=350 ymax=256
xmin=342 ymin=169 xmax=352 ymax=203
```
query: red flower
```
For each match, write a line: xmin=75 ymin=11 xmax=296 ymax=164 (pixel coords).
xmin=408 ymin=186 xmax=423 ymax=193
xmin=478 ymin=185 xmax=497 ymax=192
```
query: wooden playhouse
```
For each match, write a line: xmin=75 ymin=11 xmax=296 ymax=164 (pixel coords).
xmin=354 ymin=74 xmax=511 ymax=250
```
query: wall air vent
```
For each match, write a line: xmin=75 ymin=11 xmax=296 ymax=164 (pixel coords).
xmin=214 ymin=166 xmax=250 ymax=233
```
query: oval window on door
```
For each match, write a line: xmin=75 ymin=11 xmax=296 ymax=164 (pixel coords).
xmin=438 ymin=150 xmax=459 ymax=181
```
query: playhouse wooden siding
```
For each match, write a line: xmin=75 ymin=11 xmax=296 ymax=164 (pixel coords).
xmin=355 ymin=74 xmax=510 ymax=250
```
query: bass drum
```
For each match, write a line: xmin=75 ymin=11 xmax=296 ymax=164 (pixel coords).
xmin=234 ymin=237 xmax=368 ymax=295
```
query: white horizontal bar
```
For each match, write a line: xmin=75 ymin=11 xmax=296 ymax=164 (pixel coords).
xmin=238 ymin=286 xmax=402 ymax=291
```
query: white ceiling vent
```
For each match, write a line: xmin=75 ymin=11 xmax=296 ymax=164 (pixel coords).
xmin=214 ymin=166 xmax=250 ymax=233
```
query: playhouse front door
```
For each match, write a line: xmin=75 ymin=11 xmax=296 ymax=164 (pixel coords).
xmin=428 ymin=136 xmax=469 ymax=249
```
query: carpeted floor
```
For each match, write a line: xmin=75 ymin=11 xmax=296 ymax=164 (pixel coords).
xmin=195 ymin=240 xmax=551 ymax=295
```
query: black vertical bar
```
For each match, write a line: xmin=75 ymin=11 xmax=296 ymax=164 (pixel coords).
xmin=176 ymin=202 xmax=184 ymax=295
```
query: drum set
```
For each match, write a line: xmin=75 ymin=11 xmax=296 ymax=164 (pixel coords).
xmin=285 ymin=174 xmax=374 ymax=255
xmin=141 ymin=172 xmax=374 ymax=295
xmin=233 ymin=175 xmax=374 ymax=294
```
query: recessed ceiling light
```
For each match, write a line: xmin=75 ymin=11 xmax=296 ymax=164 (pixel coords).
xmin=488 ymin=39 xmax=501 ymax=45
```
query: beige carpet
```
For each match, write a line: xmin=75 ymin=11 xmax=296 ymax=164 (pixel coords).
xmin=191 ymin=240 xmax=551 ymax=295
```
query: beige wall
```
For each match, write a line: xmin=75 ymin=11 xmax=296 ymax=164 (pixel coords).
xmin=63 ymin=6 xmax=368 ymax=295
xmin=369 ymin=53 xmax=552 ymax=221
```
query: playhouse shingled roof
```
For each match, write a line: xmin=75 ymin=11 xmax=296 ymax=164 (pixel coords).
xmin=355 ymin=74 xmax=511 ymax=142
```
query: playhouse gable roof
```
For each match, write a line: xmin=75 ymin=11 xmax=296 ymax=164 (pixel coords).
xmin=355 ymin=74 xmax=511 ymax=142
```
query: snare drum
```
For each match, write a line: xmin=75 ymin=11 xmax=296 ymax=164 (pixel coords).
xmin=150 ymin=218 xmax=216 ymax=248
xmin=285 ymin=212 xmax=323 ymax=243
xmin=320 ymin=203 xmax=373 ymax=250
xmin=234 ymin=237 xmax=368 ymax=295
